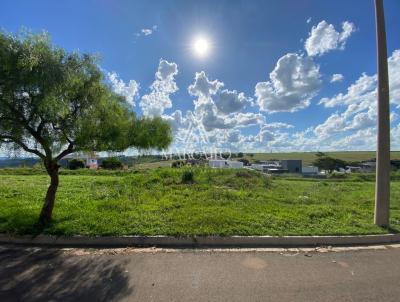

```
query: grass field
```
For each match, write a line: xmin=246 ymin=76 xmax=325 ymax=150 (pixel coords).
xmin=0 ymin=168 xmax=399 ymax=236
xmin=244 ymin=151 xmax=400 ymax=166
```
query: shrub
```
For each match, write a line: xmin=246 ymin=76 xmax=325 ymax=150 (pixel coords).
xmin=237 ymin=158 xmax=250 ymax=166
xmin=101 ymin=157 xmax=123 ymax=170
xmin=181 ymin=170 xmax=194 ymax=184
xmin=171 ymin=160 xmax=185 ymax=168
xmin=328 ymin=172 xmax=347 ymax=179
xmin=68 ymin=159 xmax=85 ymax=170
xmin=235 ymin=170 xmax=254 ymax=178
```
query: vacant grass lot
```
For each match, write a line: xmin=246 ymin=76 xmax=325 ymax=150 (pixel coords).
xmin=0 ymin=168 xmax=399 ymax=236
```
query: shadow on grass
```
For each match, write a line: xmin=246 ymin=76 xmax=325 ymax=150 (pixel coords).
xmin=386 ymin=226 xmax=400 ymax=234
xmin=0 ymin=246 xmax=133 ymax=302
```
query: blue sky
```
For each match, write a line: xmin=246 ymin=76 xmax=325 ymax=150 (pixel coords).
xmin=2 ymin=0 xmax=400 ymax=153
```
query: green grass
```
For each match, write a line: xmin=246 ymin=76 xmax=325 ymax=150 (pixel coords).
xmin=245 ymin=151 xmax=400 ymax=165
xmin=0 ymin=167 xmax=399 ymax=236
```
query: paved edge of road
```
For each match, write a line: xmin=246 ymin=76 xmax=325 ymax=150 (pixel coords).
xmin=1 ymin=233 xmax=400 ymax=248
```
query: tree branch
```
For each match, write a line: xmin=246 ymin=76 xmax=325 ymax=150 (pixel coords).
xmin=4 ymin=102 xmax=53 ymax=157
xmin=55 ymin=142 xmax=74 ymax=161
xmin=0 ymin=135 xmax=46 ymax=159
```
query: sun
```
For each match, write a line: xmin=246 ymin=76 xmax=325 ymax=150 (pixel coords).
xmin=192 ymin=36 xmax=210 ymax=57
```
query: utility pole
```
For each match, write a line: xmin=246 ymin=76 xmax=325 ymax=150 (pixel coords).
xmin=374 ymin=0 xmax=390 ymax=227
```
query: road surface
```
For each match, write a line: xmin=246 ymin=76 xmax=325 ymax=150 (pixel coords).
xmin=1 ymin=245 xmax=400 ymax=301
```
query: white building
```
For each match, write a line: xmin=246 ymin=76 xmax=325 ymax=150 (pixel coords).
xmin=86 ymin=157 xmax=98 ymax=169
xmin=346 ymin=166 xmax=362 ymax=173
xmin=302 ymin=166 xmax=319 ymax=175
xmin=251 ymin=163 xmax=281 ymax=173
xmin=208 ymin=160 xmax=243 ymax=169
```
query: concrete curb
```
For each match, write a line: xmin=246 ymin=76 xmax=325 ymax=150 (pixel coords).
xmin=1 ymin=233 xmax=400 ymax=248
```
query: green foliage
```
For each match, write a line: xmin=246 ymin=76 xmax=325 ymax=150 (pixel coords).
xmin=312 ymin=155 xmax=348 ymax=173
xmin=237 ymin=152 xmax=244 ymax=158
xmin=101 ymin=157 xmax=123 ymax=170
xmin=0 ymin=167 xmax=399 ymax=236
xmin=0 ymin=30 xmax=172 ymax=222
xmin=237 ymin=158 xmax=250 ymax=166
xmin=68 ymin=159 xmax=85 ymax=170
xmin=0 ymin=30 xmax=172 ymax=157
xmin=181 ymin=170 xmax=194 ymax=183
xmin=171 ymin=160 xmax=185 ymax=168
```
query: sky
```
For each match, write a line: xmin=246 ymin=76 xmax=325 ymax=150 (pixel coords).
xmin=1 ymin=0 xmax=400 ymax=154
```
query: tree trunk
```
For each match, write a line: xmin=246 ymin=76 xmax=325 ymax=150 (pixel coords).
xmin=39 ymin=161 xmax=60 ymax=225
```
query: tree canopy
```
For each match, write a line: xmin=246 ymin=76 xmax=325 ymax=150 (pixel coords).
xmin=0 ymin=31 xmax=172 ymax=223
xmin=312 ymin=154 xmax=347 ymax=173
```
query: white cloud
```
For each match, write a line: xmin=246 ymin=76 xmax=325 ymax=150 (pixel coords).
xmin=305 ymin=20 xmax=355 ymax=56
xmin=388 ymin=49 xmax=400 ymax=108
xmin=139 ymin=59 xmax=178 ymax=116
xmin=320 ymin=50 xmax=400 ymax=109
xmin=188 ymin=71 xmax=223 ymax=98
xmin=107 ymin=72 xmax=139 ymax=106
xmin=161 ymin=110 xmax=189 ymax=133
xmin=330 ymin=73 xmax=344 ymax=83
xmin=261 ymin=122 xmax=294 ymax=130
xmin=319 ymin=73 xmax=376 ymax=108
xmin=186 ymin=71 xmax=258 ymax=131
xmin=344 ymin=110 xmax=375 ymax=131
xmin=306 ymin=17 xmax=312 ymax=24
xmin=213 ymin=89 xmax=253 ymax=114
xmin=313 ymin=112 xmax=346 ymax=138
xmin=136 ymin=25 xmax=157 ymax=37
xmin=255 ymin=53 xmax=321 ymax=112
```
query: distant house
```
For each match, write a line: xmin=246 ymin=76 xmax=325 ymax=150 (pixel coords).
xmin=85 ymin=156 xmax=98 ymax=169
xmin=281 ymin=160 xmax=302 ymax=173
xmin=208 ymin=159 xmax=244 ymax=169
xmin=251 ymin=163 xmax=282 ymax=173
xmin=359 ymin=161 xmax=376 ymax=172
xmin=251 ymin=159 xmax=302 ymax=174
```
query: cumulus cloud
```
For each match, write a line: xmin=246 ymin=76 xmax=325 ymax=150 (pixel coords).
xmin=305 ymin=20 xmax=355 ymax=56
xmin=140 ymin=59 xmax=178 ymax=116
xmin=330 ymin=73 xmax=344 ymax=83
xmin=188 ymin=71 xmax=223 ymax=98
xmin=185 ymin=71 xmax=257 ymax=131
xmin=107 ymin=72 xmax=139 ymax=106
xmin=388 ymin=49 xmax=400 ymax=107
xmin=297 ymin=49 xmax=400 ymax=152
xmin=313 ymin=113 xmax=346 ymax=138
xmin=161 ymin=110 xmax=189 ymax=133
xmin=261 ymin=122 xmax=294 ymax=130
xmin=320 ymin=73 xmax=376 ymax=108
xmin=213 ymin=89 xmax=253 ymax=114
xmin=320 ymin=50 xmax=400 ymax=109
xmin=255 ymin=53 xmax=321 ymax=112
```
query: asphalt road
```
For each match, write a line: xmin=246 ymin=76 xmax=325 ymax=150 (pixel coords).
xmin=1 ymin=245 xmax=400 ymax=302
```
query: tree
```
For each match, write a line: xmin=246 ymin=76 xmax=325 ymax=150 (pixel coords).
xmin=101 ymin=157 xmax=123 ymax=170
xmin=312 ymin=155 xmax=347 ymax=173
xmin=0 ymin=31 xmax=172 ymax=224
xmin=68 ymin=158 xmax=85 ymax=170
xmin=237 ymin=158 xmax=250 ymax=166
xmin=237 ymin=152 xmax=244 ymax=158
